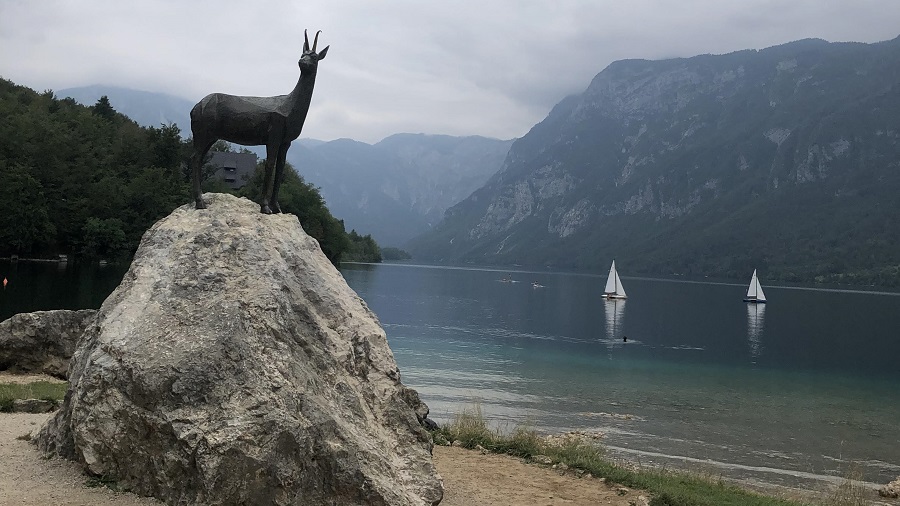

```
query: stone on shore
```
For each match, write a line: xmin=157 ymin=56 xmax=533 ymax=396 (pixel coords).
xmin=880 ymin=476 xmax=900 ymax=498
xmin=35 ymin=193 xmax=443 ymax=505
xmin=12 ymin=398 xmax=58 ymax=413
xmin=0 ymin=309 xmax=96 ymax=379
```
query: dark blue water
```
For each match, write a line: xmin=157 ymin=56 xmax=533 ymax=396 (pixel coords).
xmin=339 ymin=263 xmax=900 ymax=490
xmin=3 ymin=259 xmax=899 ymax=490
xmin=0 ymin=260 xmax=127 ymax=320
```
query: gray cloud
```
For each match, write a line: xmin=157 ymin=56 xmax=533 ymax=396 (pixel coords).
xmin=1 ymin=0 xmax=898 ymax=143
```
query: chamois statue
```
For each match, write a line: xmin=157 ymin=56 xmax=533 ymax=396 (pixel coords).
xmin=189 ymin=30 xmax=329 ymax=213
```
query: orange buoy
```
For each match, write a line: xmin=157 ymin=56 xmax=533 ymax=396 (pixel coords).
xmin=2 ymin=277 xmax=6 ymax=289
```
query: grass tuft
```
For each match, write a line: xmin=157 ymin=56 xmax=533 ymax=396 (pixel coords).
xmin=820 ymin=466 xmax=870 ymax=506
xmin=84 ymin=474 xmax=122 ymax=491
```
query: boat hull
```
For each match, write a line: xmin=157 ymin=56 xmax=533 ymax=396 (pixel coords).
xmin=743 ymin=298 xmax=767 ymax=304
xmin=603 ymin=294 xmax=627 ymax=300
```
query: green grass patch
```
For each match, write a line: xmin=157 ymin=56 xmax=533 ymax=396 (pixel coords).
xmin=0 ymin=381 xmax=67 ymax=412
xmin=433 ymin=406 xmax=842 ymax=506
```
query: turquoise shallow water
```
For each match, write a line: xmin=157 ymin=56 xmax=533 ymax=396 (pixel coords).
xmin=340 ymin=262 xmax=900 ymax=490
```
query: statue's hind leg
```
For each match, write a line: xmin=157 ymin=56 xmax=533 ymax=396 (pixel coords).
xmin=270 ymin=143 xmax=290 ymax=214
xmin=189 ymin=124 xmax=216 ymax=209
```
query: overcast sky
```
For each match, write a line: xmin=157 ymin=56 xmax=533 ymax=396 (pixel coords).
xmin=2 ymin=1 xmax=899 ymax=144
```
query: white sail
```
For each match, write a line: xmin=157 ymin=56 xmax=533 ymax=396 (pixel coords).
xmin=746 ymin=269 xmax=767 ymax=302
xmin=614 ymin=270 xmax=626 ymax=297
xmin=746 ymin=270 xmax=758 ymax=298
xmin=603 ymin=260 xmax=627 ymax=298
xmin=604 ymin=261 xmax=618 ymax=294
xmin=755 ymin=277 xmax=767 ymax=302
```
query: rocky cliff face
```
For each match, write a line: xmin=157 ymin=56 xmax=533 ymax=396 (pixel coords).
xmin=410 ymin=37 xmax=900 ymax=284
xmin=293 ymin=134 xmax=513 ymax=247
xmin=36 ymin=193 xmax=442 ymax=505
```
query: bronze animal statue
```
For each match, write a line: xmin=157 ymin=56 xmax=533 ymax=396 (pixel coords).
xmin=189 ymin=30 xmax=328 ymax=213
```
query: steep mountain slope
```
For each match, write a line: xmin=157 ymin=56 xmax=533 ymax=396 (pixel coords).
xmin=409 ymin=37 xmax=900 ymax=285
xmin=291 ymin=134 xmax=513 ymax=247
xmin=58 ymin=85 xmax=193 ymax=134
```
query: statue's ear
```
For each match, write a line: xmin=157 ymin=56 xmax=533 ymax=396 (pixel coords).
xmin=318 ymin=46 xmax=329 ymax=60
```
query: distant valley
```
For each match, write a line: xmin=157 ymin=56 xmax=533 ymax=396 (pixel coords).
xmin=289 ymin=135 xmax=513 ymax=247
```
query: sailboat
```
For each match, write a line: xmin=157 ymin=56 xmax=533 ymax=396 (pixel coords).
xmin=743 ymin=269 xmax=767 ymax=304
xmin=602 ymin=260 xmax=627 ymax=299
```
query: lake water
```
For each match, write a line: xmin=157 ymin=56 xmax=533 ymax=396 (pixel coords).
xmin=338 ymin=263 xmax=900 ymax=492
xmin=3 ymin=259 xmax=899 ymax=491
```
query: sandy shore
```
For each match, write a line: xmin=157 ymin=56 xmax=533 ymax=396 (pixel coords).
xmin=0 ymin=410 xmax=645 ymax=506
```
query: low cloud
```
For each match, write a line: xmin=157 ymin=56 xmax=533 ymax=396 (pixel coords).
xmin=1 ymin=0 xmax=898 ymax=143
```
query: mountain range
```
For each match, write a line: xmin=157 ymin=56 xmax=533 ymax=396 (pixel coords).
xmin=409 ymin=37 xmax=900 ymax=286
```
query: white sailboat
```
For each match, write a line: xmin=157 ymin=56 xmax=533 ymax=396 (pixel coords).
xmin=602 ymin=260 xmax=627 ymax=299
xmin=743 ymin=269 xmax=767 ymax=304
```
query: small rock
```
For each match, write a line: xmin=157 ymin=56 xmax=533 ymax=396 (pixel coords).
xmin=531 ymin=454 xmax=553 ymax=465
xmin=879 ymin=476 xmax=900 ymax=498
xmin=475 ymin=444 xmax=488 ymax=455
xmin=616 ymin=487 xmax=629 ymax=496
xmin=451 ymin=440 xmax=464 ymax=447
xmin=632 ymin=495 xmax=650 ymax=506
xmin=12 ymin=399 xmax=56 ymax=413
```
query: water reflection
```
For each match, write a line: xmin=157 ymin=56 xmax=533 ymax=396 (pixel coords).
xmin=603 ymin=299 xmax=626 ymax=344
xmin=746 ymin=303 xmax=766 ymax=362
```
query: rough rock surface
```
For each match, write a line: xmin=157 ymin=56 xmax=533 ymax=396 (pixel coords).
xmin=36 ymin=193 xmax=443 ymax=505
xmin=0 ymin=309 xmax=96 ymax=378
xmin=12 ymin=398 xmax=58 ymax=413
xmin=880 ymin=476 xmax=900 ymax=498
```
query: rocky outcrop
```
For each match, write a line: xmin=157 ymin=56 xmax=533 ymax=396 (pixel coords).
xmin=36 ymin=193 xmax=443 ymax=505
xmin=0 ymin=309 xmax=96 ymax=378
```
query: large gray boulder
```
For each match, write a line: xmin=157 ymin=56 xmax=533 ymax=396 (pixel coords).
xmin=0 ymin=309 xmax=96 ymax=378
xmin=36 ymin=193 xmax=443 ymax=505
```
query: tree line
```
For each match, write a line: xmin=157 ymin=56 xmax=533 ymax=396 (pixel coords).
xmin=0 ymin=78 xmax=380 ymax=265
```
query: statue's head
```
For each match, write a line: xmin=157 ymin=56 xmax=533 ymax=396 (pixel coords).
xmin=300 ymin=30 xmax=329 ymax=71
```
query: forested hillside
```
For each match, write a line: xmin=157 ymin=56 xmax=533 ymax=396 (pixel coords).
xmin=0 ymin=78 xmax=367 ymax=265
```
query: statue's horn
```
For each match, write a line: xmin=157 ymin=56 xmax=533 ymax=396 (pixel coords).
xmin=304 ymin=29 xmax=310 ymax=52
xmin=312 ymin=30 xmax=322 ymax=52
